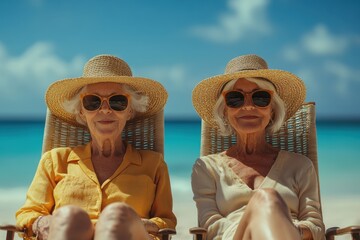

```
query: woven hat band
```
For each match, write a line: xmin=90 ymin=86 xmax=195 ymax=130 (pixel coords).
xmin=225 ymin=54 xmax=268 ymax=74
xmin=83 ymin=55 xmax=132 ymax=77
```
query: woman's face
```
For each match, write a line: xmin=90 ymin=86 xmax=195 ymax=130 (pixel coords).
xmin=79 ymin=82 xmax=132 ymax=140
xmin=225 ymin=78 xmax=272 ymax=135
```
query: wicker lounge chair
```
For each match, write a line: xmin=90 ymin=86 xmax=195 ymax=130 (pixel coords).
xmin=189 ymin=102 xmax=360 ymax=240
xmin=0 ymin=109 xmax=176 ymax=240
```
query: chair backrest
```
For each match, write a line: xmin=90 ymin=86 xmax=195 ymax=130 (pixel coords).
xmin=200 ymin=102 xmax=321 ymax=213
xmin=41 ymin=109 xmax=164 ymax=155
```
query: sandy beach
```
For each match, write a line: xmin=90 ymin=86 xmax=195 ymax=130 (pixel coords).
xmin=1 ymin=181 xmax=359 ymax=240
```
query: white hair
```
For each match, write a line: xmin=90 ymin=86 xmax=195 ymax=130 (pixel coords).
xmin=213 ymin=77 xmax=286 ymax=136
xmin=62 ymin=83 xmax=149 ymax=126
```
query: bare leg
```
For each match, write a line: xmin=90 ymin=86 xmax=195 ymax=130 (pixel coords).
xmin=233 ymin=188 xmax=301 ymax=240
xmin=48 ymin=205 xmax=93 ymax=240
xmin=94 ymin=202 xmax=150 ymax=240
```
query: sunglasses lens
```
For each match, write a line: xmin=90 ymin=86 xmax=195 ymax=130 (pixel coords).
xmin=252 ymin=91 xmax=271 ymax=107
xmin=225 ymin=91 xmax=245 ymax=108
xmin=109 ymin=95 xmax=128 ymax=111
xmin=82 ymin=95 xmax=101 ymax=111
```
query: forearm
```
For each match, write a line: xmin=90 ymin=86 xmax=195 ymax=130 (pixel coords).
xmin=151 ymin=162 xmax=177 ymax=229
xmin=297 ymin=162 xmax=325 ymax=240
xmin=32 ymin=215 xmax=52 ymax=240
xmin=298 ymin=224 xmax=313 ymax=240
xmin=141 ymin=218 xmax=159 ymax=234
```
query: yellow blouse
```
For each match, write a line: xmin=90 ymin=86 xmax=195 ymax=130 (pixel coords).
xmin=16 ymin=143 xmax=176 ymax=238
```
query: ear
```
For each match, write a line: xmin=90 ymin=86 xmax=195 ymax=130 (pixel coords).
xmin=224 ymin=107 xmax=228 ymax=118
xmin=79 ymin=109 xmax=87 ymax=122
xmin=127 ymin=109 xmax=133 ymax=121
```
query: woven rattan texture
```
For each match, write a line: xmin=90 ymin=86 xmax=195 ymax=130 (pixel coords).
xmin=42 ymin=110 xmax=164 ymax=155
xmin=200 ymin=103 xmax=317 ymax=171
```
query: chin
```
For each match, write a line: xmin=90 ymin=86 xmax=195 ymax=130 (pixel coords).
xmin=92 ymin=127 xmax=119 ymax=136
xmin=234 ymin=123 xmax=266 ymax=134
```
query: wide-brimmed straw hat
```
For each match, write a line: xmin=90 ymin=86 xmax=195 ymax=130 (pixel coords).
xmin=46 ymin=54 xmax=168 ymax=126
xmin=192 ymin=54 xmax=306 ymax=127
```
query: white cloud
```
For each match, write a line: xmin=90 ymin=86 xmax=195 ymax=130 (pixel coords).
xmin=137 ymin=65 xmax=187 ymax=88
xmin=0 ymin=42 xmax=84 ymax=117
xmin=286 ymin=61 xmax=360 ymax=102
xmin=282 ymin=46 xmax=301 ymax=62
xmin=136 ymin=65 xmax=198 ymax=118
xmin=5 ymin=42 xmax=83 ymax=85
xmin=296 ymin=68 xmax=317 ymax=89
xmin=302 ymin=24 xmax=349 ymax=55
xmin=282 ymin=24 xmax=355 ymax=61
xmin=190 ymin=0 xmax=271 ymax=43
xmin=0 ymin=42 xmax=194 ymax=118
xmin=323 ymin=61 xmax=360 ymax=95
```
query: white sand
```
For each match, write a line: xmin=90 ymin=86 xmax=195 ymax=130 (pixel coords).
xmin=1 ymin=184 xmax=359 ymax=240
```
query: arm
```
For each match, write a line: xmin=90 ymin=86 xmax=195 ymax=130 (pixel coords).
xmin=31 ymin=215 xmax=52 ymax=240
xmin=191 ymin=157 xmax=233 ymax=239
xmin=296 ymin=160 xmax=325 ymax=240
xmin=148 ymin=156 xmax=177 ymax=230
xmin=16 ymin=151 xmax=56 ymax=238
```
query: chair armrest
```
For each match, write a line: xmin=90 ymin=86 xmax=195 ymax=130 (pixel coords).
xmin=157 ymin=228 xmax=176 ymax=240
xmin=1 ymin=225 xmax=177 ymax=240
xmin=326 ymin=226 xmax=360 ymax=240
xmin=0 ymin=224 xmax=26 ymax=240
xmin=189 ymin=227 xmax=207 ymax=240
xmin=0 ymin=224 xmax=24 ymax=232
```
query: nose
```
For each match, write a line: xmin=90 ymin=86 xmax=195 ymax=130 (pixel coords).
xmin=240 ymin=95 xmax=256 ymax=110
xmin=99 ymin=100 xmax=112 ymax=114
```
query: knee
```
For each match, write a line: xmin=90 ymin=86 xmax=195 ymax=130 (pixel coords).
xmin=250 ymin=188 xmax=286 ymax=209
xmin=95 ymin=203 xmax=145 ymax=239
xmin=52 ymin=205 xmax=91 ymax=228
xmin=100 ymin=202 xmax=138 ymax=222
xmin=51 ymin=205 xmax=93 ymax=232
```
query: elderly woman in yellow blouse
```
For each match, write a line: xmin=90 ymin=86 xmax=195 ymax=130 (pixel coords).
xmin=16 ymin=55 xmax=176 ymax=240
xmin=191 ymin=54 xmax=325 ymax=240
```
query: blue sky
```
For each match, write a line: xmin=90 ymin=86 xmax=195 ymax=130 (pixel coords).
xmin=0 ymin=0 xmax=359 ymax=120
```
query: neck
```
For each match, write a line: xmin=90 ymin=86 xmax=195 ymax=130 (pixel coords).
xmin=91 ymin=137 xmax=125 ymax=159
xmin=233 ymin=131 xmax=274 ymax=159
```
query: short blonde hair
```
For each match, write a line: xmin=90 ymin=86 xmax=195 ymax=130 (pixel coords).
xmin=62 ymin=83 xmax=149 ymax=126
xmin=213 ymin=77 xmax=286 ymax=136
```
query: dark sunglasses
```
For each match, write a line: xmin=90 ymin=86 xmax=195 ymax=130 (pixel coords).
xmin=223 ymin=89 xmax=273 ymax=108
xmin=81 ymin=94 xmax=129 ymax=111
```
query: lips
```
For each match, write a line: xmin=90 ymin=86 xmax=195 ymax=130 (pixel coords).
xmin=238 ymin=115 xmax=259 ymax=120
xmin=97 ymin=120 xmax=116 ymax=124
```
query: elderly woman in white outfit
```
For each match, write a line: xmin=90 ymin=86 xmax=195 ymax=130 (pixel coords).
xmin=191 ymin=54 xmax=325 ymax=240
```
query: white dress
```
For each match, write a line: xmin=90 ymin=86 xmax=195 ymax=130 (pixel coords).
xmin=191 ymin=150 xmax=325 ymax=240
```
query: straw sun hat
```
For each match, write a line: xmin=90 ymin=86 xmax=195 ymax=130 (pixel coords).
xmin=46 ymin=54 xmax=168 ymax=126
xmin=192 ymin=54 xmax=306 ymax=128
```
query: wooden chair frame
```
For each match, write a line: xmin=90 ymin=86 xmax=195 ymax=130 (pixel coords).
xmin=189 ymin=102 xmax=360 ymax=240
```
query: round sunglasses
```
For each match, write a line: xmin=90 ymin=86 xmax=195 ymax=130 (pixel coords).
xmin=81 ymin=94 xmax=129 ymax=111
xmin=223 ymin=89 xmax=273 ymax=108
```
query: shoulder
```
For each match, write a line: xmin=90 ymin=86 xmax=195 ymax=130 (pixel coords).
xmin=195 ymin=152 xmax=225 ymax=165
xmin=137 ymin=149 xmax=163 ymax=159
xmin=279 ymin=150 xmax=315 ymax=170
xmin=135 ymin=148 xmax=165 ymax=167
xmin=41 ymin=144 xmax=87 ymax=165
xmin=42 ymin=146 xmax=72 ymax=160
xmin=193 ymin=152 xmax=226 ymax=175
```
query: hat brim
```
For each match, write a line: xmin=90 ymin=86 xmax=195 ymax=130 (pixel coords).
xmin=46 ymin=76 xmax=168 ymax=127
xmin=192 ymin=69 xmax=306 ymax=128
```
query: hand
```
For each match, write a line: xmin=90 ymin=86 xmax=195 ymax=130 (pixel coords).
xmin=141 ymin=218 xmax=159 ymax=234
xmin=32 ymin=215 xmax=52 ymax=240
xmin=298 ymin=224 xmax=313 ymax=240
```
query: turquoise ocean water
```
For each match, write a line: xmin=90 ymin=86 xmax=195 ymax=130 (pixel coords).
xmin=0 ymin=120 xmax=359 ymax=198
